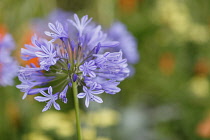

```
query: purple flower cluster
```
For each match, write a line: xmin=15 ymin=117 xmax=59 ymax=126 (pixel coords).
xmin=0 ymin=34 xmax=18 ymax=86
xmin=17 ymin=14 xmax=130 ymax=111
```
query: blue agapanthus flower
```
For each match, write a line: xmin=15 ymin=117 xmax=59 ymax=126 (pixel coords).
xmin=17 ymin=14 xmax=130 ymax=111
xmin=34 ymin=86 xmax=60 ymax=112
xmin=108 ymin=22 xmax=139 ymax=64
xmin=0 ymin=34 xmax=18 ymax=86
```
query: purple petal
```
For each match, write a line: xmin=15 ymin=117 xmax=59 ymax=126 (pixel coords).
xmin=84 ymin=17 xmax=92 ymax=27
xmin=83 ymin=86 xmax=88 ymax=93
xmin=40 ymin=90 xmax=49 ymax=97
xmin=79 ymin=65 xmax=84 ymax=71
xmin=34 ymin=96 xmax=50 ymax=102
xmin=90 ymin=82 xmax=97 ymax=90
xmin=70 ymin=40 xmax=76 ymax=50
xmin=22 ymin=92 xmax=28 ymax=100
xmin=56 ymin=21 xmax=63 ymax=33
xmin=28 ymin=88 xmax=48 ymax=95
xmin=85 ymin=96 xmax=90 ymax=108
xmin=35 ymin=52 xmax=48 ymax=57
xmin=48 ymin=23 xmax=57 ymax=32
xmin=89 ymin=71 xmax=96 ymax=77
xmin=48 ymin=86 xmax=53 ymax=95
xmin=88 ymin=60 xmax=95 ymax=65
xmin=95 ymin=43 xmax=101 ymax=54
xmin=91 ymin=90 xmax=104 ymax=94
xmin=45 ymin=31 xmax=52 ymax=37
xmin=83 ymin=71 xmax=87 ymax=76
xmin=69 ymin=20 xmax=77 ymax=28
xmin=41 ymin=45 xmax=50 ymax=54
xmin=89 ymin=66 xmax=97 ymax=70
xmin=42 ymin=100 xmax=52 ymax=112
xmin=93 ymin=96 xmax=103 ymax=103
xmin=81 ymin=15 xmax=88 ymax=25
xmin=101 ymin=41 xmax=119 ymax=48
xmin=77 ymin=92 xmax=86 ymax=98
xmin=53 ymin=102 xmax=61 ymax=110
xmin=74 ymin=14 xmax=80 ymax=25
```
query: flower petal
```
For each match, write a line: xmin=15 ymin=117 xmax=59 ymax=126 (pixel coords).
xmin=22 ymin=92 xmax=28 ymax=100
xmin=85 ymin=96 xmax=90 ymax=108
xmin=77 ymin=92 xmax=86 ymax=98
xmin=53 ymin=101 xmax=61 ymax=110
xmin=48 ymin=86 xmax=53 ymax=95
xmin=42 ymin=100 xmax=52 ymax=112
xmin=89 ymin=71 xmax=96 ymax=77
xmin=35 ymin=52 xmax=48 ymax=57
xmin=40 ymin=90 xmax=49 ymax=97
xmin=34 ymin=96 xmax=50 ymax=102
xmin=83 ymin=86 xmax=88 ymax=93
xmin=91 ymin=90 xmax=104 ymax=94
xmin=93 ymin=96 xmax=103 ymax=103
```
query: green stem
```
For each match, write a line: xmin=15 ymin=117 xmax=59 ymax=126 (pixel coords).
xmin=72 ymin=82 xmax=82 ymax=140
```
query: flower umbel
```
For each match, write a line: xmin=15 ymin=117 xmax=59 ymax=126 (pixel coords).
xmin=17 ymin=13 xmax=130 ymax=111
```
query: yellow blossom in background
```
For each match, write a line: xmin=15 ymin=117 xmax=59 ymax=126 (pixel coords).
xmin=22 ymin=132 xmax=52 ymax=140
xmin=154 ymin=0 xmax=209 ymax=43
xmin=83 ymin=127 xmax=97 ymax=140
xmin=37 ymin=111 xmax=67 ymax=130
xmin=96 ymin=137 xmax=112 ymax=140
xmin=155 ymin=0 xmax=191 ymax=34
xmin=87 ymin=108 xmax=120 ymax=128
xmin=189 ymin=76 xmax=209 ymax=97
xmin=35 ymin=111 xmax=75 ymax=137
xmin=55 ymin=120 xmax=75 ymax=137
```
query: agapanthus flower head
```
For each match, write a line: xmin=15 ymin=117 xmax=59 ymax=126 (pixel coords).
xmin=0 ymin=33 xmax=18 ymax=86
xmin=17 ymin=14 xmax=130 ymax=111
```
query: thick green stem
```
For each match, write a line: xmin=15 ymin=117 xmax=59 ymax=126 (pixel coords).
xmin=72 ymin=82 xmax=82 ymax=140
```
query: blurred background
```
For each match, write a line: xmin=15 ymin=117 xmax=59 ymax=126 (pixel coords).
xmin=1 ymin=0 xmax=210 ymax=140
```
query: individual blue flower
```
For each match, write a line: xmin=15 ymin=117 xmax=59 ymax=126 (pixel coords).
xmin=34 ymin=86 xmax=60 ymax=112
xmin=94 ymin=51 xmax=129 ymax=81
xmin=68 ymin=14 xmax=92 ymax=37
xmin=0 ymin=33 xmax=18 ymax=86
xmin=100 ymin=80 xmax=121 ymax=94
xmin=79 ymin=60 xmax=97 ymax=77
xmin=108 ymin=22 xmax=139 ymax=64
xmin=0 ymin=34 xmax=15 ymax=50
xmin=16 ymin=66 xmax=50 ymax=99
xmin=77 ymin=84 xmax=104 ymax=107
xmin=35 ymin=42 xmax=58 ymax=71
xmin=45 ymin=21 xmax=68 ymax=42
xmin=21 ymin=35 xmax=46 ymax=60
xmin=59 ymin=85 xmax=68 ymax=103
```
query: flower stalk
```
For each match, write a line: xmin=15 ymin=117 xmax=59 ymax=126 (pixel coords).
xmin=72 ymin=82 xmax=82 ymax=140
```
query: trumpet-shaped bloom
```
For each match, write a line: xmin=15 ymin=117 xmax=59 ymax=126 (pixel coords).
xmin=45 ymin=21 xmax=68 ymax=42
xmin=79 ymin=60 xmax=97 ymax=77
xmin=0 ymin=34 xmax=18 ymax=86
xmin=34 ymin=86 xmax=60 ymax=112
xmin=77 ymin=84 xmax=104 ymax=107
xmin=68 ymin=14 xmax=92 ymax=37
